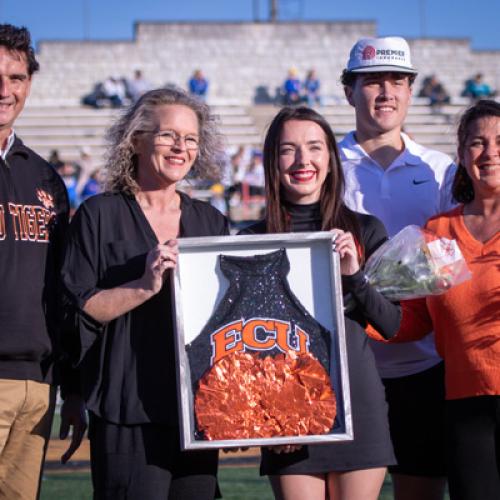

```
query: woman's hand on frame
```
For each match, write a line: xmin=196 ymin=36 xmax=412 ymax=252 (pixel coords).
xmin=331 ymin=229 xmax=360 ymax=276
xmin=140 ymin=240 xmax=179 ymax=294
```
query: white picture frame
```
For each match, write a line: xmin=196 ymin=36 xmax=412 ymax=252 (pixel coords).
xmin=171 ymin=232 xmax=353 ymax=450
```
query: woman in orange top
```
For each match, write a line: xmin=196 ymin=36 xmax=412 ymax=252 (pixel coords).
xmin=368 ymin=99 xmax=500 ymax=500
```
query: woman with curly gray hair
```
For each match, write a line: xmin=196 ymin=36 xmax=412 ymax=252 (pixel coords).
xmin=61 ymin=87 xmax=228 ymax=499
xmin=105 ymin=86 xmax=223 ymax=194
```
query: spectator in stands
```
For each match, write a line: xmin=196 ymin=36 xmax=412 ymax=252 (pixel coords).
xmin=82 ymin=76 xmax=127 ymax=108
xmin=419 ymin=74 xmax=450 ymax=111
xmin=80 ymin=168 xmax=103 ymax=201
xmin=340 ymin=36 xmax=457 ymax=500
xmin=224 ymin=145 xmax=247 ymax=213
xmin=367 ymin=99 xmax=500 ymax=500
xmin=75 ymin=146 xmax=94 ymax=195
xmin=243 ymin=149 xmax=265 ymax=196
xmin=220 ymin=146 xmax=239 ymax=189
xmin=81 ymin=81 xmax=106 ymax=108
xmin=463 ymin=73 xmax=496 ymax=101
xmin=209 ymin=182 xmax=227 ymax=215
xmin=102 ymin=75 xmax=127 ymax=108
xmin=283 ymin=67 xmax=302 ymax=105
xmin=126 ymin=69 xmax=152 ymax=103
xmin=304 ymin=68 xmax=322 ymax=107
xmin=61 ymin=87 xmax=228 ymax=499
xmin=229 ymin=145 xmax=246 ymax=186
xmin=56 ymin=161 xmax=81 ymax=212
xmin=48 ymin=148 xmax=64 ymax=170
xmin=188 ymin=69 xmax=209 ymax=100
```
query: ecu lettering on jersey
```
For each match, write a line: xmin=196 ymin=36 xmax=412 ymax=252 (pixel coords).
xmin=187 ymin=249 xmax=332 ymax=387
xmin=210 ymin=317 xmax=311 ymax=364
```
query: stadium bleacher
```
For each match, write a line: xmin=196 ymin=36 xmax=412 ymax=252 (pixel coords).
xmin=17 ymin=21 xmax=500 ymax=169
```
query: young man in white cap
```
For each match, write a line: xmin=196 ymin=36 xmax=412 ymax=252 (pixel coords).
xmin=339 ymin=36 xmax=456 ymax=500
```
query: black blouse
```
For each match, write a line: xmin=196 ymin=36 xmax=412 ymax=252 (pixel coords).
xmin=61 ymin=191 xmax=229 ymax=425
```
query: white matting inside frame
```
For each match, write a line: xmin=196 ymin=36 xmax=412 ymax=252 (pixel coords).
xmin=172 ymin=231 xmax=353 ymax=450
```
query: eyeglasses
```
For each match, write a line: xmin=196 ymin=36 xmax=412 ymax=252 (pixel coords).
xmin=153 ymin=130 xmax=200 ymax=150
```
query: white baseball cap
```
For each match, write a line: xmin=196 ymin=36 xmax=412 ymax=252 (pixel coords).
xmin=346 ymin=36 xmax=418 ymax=74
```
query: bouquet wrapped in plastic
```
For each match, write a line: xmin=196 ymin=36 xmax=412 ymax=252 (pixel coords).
xmin=364 ymin=225 xmax=471 ymax=301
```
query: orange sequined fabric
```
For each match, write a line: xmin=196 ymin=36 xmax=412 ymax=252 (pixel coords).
xmin=195 ymin=351 xmax=336 ymax=440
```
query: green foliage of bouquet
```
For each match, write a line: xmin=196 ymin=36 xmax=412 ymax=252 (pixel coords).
xmin=365 ymin=225 xmax=471 ymax=301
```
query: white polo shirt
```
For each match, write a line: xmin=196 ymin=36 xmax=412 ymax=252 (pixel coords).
xmin=339 ymin=131 xmax=457 ymax=378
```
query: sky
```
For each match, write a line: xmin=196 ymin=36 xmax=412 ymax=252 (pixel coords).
xmin=1 ymin=0 xmax=499 ymax=51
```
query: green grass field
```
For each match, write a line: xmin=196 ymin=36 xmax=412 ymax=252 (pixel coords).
xmin=40 ymin=472 xmax=92 ymax=500
xmin=40 ymin=467 xmax=400 ymax=499
xmin=43 ymin=412 xmax=448 ymax=500
xmin=43 ymin=411 xmax=447 ymax=500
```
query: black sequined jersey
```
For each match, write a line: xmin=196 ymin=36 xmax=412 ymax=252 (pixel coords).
xmin=186 ymin=248 xmax=331 ymax=387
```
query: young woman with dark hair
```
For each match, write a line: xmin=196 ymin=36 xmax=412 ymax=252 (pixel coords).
xmin=241 ymin=106 xmax=401 ymax=500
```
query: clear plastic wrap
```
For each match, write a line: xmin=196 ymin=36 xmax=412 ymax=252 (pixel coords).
xmin=364 ymin=225 xmax=472 ymax=301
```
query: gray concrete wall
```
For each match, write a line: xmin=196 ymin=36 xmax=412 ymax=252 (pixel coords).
xmin=29 ymin=21 xmax=500 ymax=104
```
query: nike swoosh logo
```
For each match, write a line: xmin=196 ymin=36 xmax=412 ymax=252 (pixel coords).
xmin=412 ymin=179 xmax=430 ymax=185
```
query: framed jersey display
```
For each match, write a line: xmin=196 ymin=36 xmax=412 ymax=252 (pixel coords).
xmin=171 ymin=232 xmax=353 ymax=450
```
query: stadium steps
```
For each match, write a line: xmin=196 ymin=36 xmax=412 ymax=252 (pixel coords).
xmin=16 ymin=100 xmax=465 ymax=165
xmin=248 ymin=102 xmax=464 ymax=157
xmin=17 ymin=104 xmax=261 ymax=162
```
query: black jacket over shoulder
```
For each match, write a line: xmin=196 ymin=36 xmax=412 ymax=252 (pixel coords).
xmin=0 ymin=136 xmax=69 ymax=384
xmin=61 ymin=191 xmax=229 ymax=425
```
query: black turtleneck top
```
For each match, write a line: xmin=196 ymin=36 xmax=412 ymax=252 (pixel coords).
xmin=239 ymin=202 xmax=401 ymax=339
xmin=285 ymin=201 xmax=323 ymax=232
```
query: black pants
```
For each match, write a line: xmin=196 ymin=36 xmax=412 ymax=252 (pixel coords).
xmin=446 ymin=396 xmax=500 ymax=500
xmin=89 ymin=413 xmax=218 ymax=500
xmin=383 ymin=362 xmax=447 ymax=476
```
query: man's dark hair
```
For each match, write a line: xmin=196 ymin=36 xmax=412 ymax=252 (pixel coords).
xmin=341 ymin=69 xmax=416 ymax=88
xmin=0 ymin=24 xmax=39 ymax=75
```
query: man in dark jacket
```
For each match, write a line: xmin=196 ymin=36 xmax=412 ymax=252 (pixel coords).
xmin=0 ymin=24 xmax=86 ymax=499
